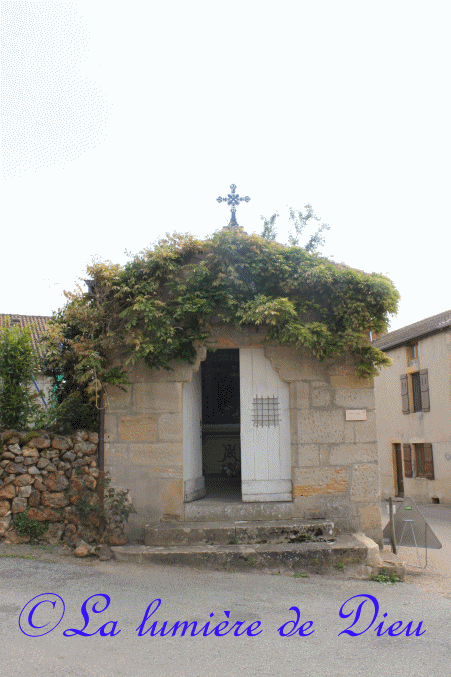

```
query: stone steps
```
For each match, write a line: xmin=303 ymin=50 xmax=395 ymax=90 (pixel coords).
xmin=184 ymin=498 xmax=294 ymax=522
xmin=111 ymin=534 xmax=371 ymax=574
xmin=144 ymin=519 xmax=335 ymax=547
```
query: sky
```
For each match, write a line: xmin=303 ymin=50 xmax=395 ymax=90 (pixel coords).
xmin=1 ymin=0 xmax=450 ymax=333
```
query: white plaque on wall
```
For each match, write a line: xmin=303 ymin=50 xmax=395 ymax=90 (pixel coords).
xmin=345 ymin=409 xmax=367 ymax=421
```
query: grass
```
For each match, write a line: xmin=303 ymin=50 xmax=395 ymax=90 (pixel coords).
xmin=35 ymin=544 xmax=57 ymax=552
xmin=293 ymin=572 xmax=309 ymax=578
xmin=334 ymin=561 xmax=346 ymax=570
xmin=0 ymin=553 xmax=36 ymax=560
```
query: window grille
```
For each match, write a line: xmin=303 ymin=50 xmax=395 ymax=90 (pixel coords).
xmin=252 ymin=396 xmax=280 ymax=427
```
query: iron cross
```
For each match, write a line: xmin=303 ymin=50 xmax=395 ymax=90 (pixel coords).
xmin=216 ymin=183 xmax=251 ymax=229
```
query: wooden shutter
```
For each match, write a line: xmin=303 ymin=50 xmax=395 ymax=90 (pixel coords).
xmin=400 ymin=374 xmax=410 ymax=414
xmin=423 ymin=443 xmax=435 ymax=480
xmin=403 ymin=443 xmax=413 ymax=477
xmin=419 ymin=369 xmax=430 ymax=412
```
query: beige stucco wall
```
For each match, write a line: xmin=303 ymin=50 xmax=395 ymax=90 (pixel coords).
xmin=374 ymin=328 xmax=451 ymax=504
xmin=105 ymin=326 xmax=382 ymax=542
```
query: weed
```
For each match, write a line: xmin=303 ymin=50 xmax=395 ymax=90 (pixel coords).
xmin=229 ymin=537 xmax=238 ymax=545
xmin=294 ymin=572 xmax=309 ymax=578
xmin=334 ymin=562 xmax=346 ymax=571
xmin=36 ymin=544 xmax=56 ymax=553
xmin=247 ymin=557 xmax=257 ymax=567
xmin=369 ymin=568 xmax=400 ymax=584
xmin=0 ymin=553 xmax=36 ymax=560
xmin=13 ymin=511 xmax=48 ymax=543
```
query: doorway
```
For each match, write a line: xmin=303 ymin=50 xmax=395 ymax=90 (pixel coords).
xmin=201 ymin=349 xmax=241 ymax=497
xmin=393 ymin=443 xmax=405 ymax=497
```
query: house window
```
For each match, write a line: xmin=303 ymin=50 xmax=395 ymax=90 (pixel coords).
xmin=411 ymin=372 xmax=422 ymax=412
xmin=400 ymin=369 xmax=430 ymax=414
xmin=410 ymin=342 xmax=419 ymax=359
xmin=414 ymin=443 xmax=434 ymax=479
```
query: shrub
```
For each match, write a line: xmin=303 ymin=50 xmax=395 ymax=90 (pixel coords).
xmin=0 ymin=325 xmax=40 ymax=429
xmin=13 ymin=510 xmax=48 ymax=543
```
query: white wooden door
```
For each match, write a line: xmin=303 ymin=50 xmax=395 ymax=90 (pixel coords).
xmin=239 ymin=348 xmax=291 ymax=502
xmin=183 ymin=368 xmax=205 ymax=502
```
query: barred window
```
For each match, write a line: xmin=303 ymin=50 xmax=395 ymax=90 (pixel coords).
xmin=252 ymin=396 xmax=280 ymax=427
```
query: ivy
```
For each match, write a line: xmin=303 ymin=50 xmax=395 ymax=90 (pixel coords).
xmin=42 ymin=230 xmax=399 ymax=397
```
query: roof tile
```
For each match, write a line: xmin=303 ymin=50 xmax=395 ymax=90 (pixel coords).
xmin=372 ymin=309 xmax=451 ymax=351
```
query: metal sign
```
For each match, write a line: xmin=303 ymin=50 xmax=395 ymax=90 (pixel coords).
xmin=383 ymin=496 xmax=442 ymax=549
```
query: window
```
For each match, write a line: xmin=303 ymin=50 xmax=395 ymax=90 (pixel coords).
xmin=252 ymin=396 xmax=280 ymax=427
xmin=414 ymin=443 xmax=435 ymax=479
xmin=410 ymin=342 xmax=419 ymax=359
xmin=400 ymin=369 xmax=430 ymax=414
xmin=411 ymin=372 xmax=422 ymax=412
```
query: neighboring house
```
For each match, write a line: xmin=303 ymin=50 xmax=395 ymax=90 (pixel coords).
xmin=0 ymin=314 xmax=52 ymax=405
xmin=373 ymin=309 xmax=451 ymax=504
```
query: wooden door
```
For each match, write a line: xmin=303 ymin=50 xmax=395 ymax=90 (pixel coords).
xmin=239 ymin=348 xmax=291 ymax=502
xmin=393 ymin=443 xmax=404 ymax=497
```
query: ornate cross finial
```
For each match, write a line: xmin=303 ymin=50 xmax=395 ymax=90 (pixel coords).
xmin=216 ymin=183 xmax=251 ymax=230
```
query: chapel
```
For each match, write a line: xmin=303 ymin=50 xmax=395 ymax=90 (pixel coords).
xmin=104 ymin=185 xmax=383 ymax=544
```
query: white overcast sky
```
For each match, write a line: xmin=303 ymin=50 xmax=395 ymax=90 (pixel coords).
xmin=1 ymin=0 xmax=450 ymax=332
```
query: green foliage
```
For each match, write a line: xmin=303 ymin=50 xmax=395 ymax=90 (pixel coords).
xmin=13 ymin=510 xmax=48 ymax=543
xmin=0 ymin=325 xmax=41 ymax=429
xmin=34 ymin=391 xmax=99 ymax=435
xmin=68 ymin=472 xmax=136 ymax=544
xmin=260 ymin=204 xmax=330 ymax=252
xmin=42 ymin=229 xmax=399 ymax=395
xmin=369 ymin=568 xmax=400 ymax=584
xmin=104 ymin=486 xmax=137 ymax=528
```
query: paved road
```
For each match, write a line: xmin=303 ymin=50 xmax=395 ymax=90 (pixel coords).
xmin=0 ymin=501 xmax=450 ymax=677
xmin=1 ymin=546 xmax=450 ymax=676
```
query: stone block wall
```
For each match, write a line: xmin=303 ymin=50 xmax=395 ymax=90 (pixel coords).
xmin=0 ymin=429 xmax=125 ymax=546
xmin=266 ymin=346 xmax=382 ymax=543
xmin=104 ymin=360 xmax=196 ymax=539
xmin=104 ymin=329 xmax=383 ymax=544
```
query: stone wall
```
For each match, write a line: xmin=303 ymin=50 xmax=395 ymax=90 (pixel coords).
xmin=0 ymin=429 xmax=126 ymax=546
xmin=105 ymin=326 xmax=383 ymax=544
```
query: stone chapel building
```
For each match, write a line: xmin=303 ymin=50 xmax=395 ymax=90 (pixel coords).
xmin=103 ymin=188 xmax=383 ymax=544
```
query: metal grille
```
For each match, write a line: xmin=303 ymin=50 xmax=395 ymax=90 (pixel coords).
xmin=252 ymin=396 xmax=280 ymax=427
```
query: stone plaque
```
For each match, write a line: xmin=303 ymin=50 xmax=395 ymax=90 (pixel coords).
xmin=345 ymin=409 xmax=367 ymax=421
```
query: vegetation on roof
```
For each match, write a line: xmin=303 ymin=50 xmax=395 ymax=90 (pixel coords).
xmin=41 ymin=230 xmax=399 ymax=402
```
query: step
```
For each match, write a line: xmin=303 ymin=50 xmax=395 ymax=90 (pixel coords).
xmin=184 ymin=499 xmax=294 ymax=522
xmin=112 ymin=534 xmax=368 ymax=574
xmin=144 ymin=519 xmax=335 ymax=547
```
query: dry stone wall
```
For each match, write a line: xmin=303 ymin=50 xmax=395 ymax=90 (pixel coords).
xmin=0 ymin=429 xmax=127 ymax=547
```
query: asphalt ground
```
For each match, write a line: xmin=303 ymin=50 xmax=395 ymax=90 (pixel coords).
xmin=0 ymin=501 xmax=450 ymax=677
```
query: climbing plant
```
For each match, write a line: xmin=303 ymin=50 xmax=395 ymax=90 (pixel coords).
xmin=42 ymin=229 xmax=399 ymax=399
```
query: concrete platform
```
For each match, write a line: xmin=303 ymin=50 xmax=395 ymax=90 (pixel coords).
xmin=112 ymin=534 xmax=373 ymax=574
xmin=144 ymin=519 xmax=335 ymax=547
